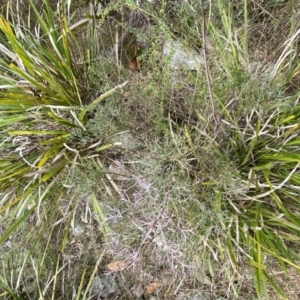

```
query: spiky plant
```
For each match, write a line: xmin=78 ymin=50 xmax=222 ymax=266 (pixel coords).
xmin=181 ymin=0 xmax=300 ymax=298
xmin=0 ymin=1 xmax=125 ymax=296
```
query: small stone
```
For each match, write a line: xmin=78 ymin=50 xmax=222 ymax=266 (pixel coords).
xmin=108 ymin=131 xmax=141 ymax=151
xmin=72 ymin=224 xmax=85 ymax=237
xmin=89 ymin=275 xmax=119 ymax=298
xmin=163 ymin=39 xmax=204 ymax=70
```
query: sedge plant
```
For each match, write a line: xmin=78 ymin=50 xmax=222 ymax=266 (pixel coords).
xmin=181 ymin=0 xmax=300 ymax=298
xmin=0 ymin=0 xmax=123 ymax=268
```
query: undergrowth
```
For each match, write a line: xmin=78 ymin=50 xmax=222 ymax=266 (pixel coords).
xmin=0 ymin=0 xmax=300 ymax=299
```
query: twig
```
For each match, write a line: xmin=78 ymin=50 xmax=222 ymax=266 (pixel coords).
xmin=114 ymin=29 xmax=119 ymax=68
xmin=97 ymin=158 xmax=122 ymax=197
xmin=200 ymin=0 xmax=218 ymax=126
xmin=138 ymin=184 xmax=172 ymax=253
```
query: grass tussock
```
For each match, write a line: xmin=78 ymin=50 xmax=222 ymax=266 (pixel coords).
xmin=0 ymin=0 xmax=300 ymax=299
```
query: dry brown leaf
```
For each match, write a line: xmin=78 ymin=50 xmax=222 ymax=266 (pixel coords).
xmin=74 ymin=242 xmax=84 ymax=248
xmin=129 ymin=55 xmax=140 ymax=70
xmin=144 ymin=281 xmax=162 ymax=295
xmin=129 ymin=44 xmax=140 ymax=70
xmin=106 ymin=260 xmax=127 ymax=272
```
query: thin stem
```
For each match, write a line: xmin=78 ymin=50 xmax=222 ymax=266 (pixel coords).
xmin=200 ymin=0 xmax=218 ymax=125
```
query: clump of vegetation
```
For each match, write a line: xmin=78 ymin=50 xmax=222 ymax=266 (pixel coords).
xmin=0 ymin=0 xmax=300 ymax=299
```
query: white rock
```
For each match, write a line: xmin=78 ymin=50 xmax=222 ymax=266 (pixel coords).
xmin=72 ymin=224 xmax=85 ymax=236
xmin=163 ymin=39 xmax=204 ymax=70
